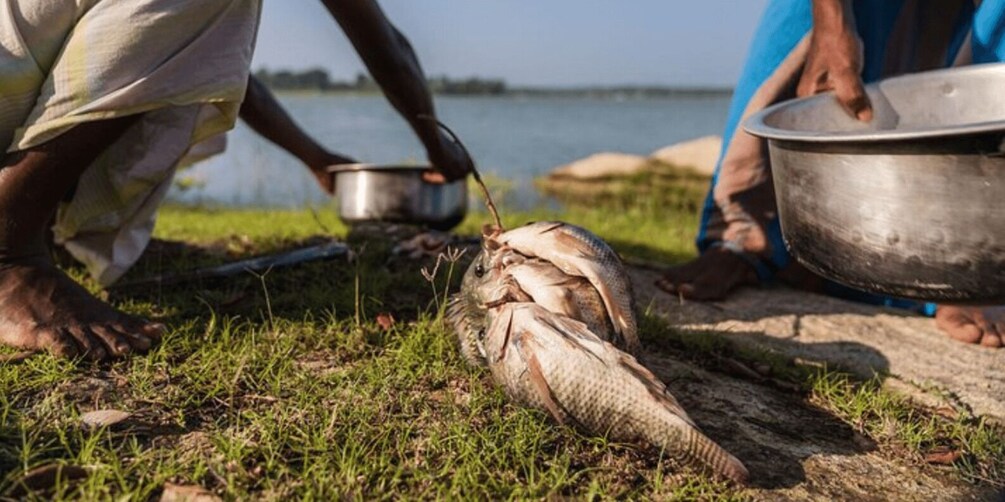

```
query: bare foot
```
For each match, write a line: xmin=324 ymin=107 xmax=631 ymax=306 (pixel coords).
xmin=0 ymin=257 xmax=164 ymax=360
xmin=935 ymin=305 xmax=1004 ymax=348
xmin=656 ymin=248 xmax=759 ymax=301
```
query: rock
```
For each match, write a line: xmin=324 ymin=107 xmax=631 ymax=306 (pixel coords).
xmin=544 ymin=136 xmax=722 ymax=184
xmin=80 ymin=409 xmax=131 ymax=429
xmin=548 ymin=152 xmax=649 ymax=181
xmin=160 ymin=483 xmax=221 ymax=502
xmin=649 ymin=135 xmax=722 ymax=176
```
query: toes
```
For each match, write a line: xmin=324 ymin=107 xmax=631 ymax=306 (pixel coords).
xmin=66 ymin=327 xmax=108 ymax=361
xmin=35 ymin=329 xmax=79 ymax=358
xmin=935 ymin=308 xmax=984 ymax=344
xmin=90 ymin=325 xmax=134 ymax=357
xmin=655 ymin=277 xmax=682 ymax=295
xmin=659 ymin=260 xmax=704 ymax=290
xmin=112 ymin=313 xmax=165 ymax=341
xmin=658 ymin=263 xmax=709 ymax=296
xmin=659 ymin=274 xmax=731 ymax=301
xmin=946 ymin=322 xmax=984 ymax=344
xmin=981 ymin=326 xmax=1003 ymax=348
xmin=106 ymin=324 xmax=153 ymax=352
xmin=687 ymin=277 xmax=730 ymax=301
xmin=48 ymin=339 xmax=79 ymax=358
xmin=141 ymin=322 xmax=166 ymax=340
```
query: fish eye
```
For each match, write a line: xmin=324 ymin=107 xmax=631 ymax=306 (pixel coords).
xmin=474 ymin=263 xmax=485 ymax=278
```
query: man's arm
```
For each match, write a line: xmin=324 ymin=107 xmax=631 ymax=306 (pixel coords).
xmin=797 ymin=0 xmax=872 ymax=121
xmin=240 ymin=75 xmax=354 ymax=193
xmin=320 ymin=0 xmax=471 ymax=180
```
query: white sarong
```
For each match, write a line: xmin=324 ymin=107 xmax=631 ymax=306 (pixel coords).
xmin=0 ymin=0 xmax=262 ymax=285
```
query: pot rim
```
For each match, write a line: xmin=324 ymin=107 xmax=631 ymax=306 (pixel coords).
xmin=326 ymin=163 xmax=433 ymax=174
xmin=744 ymin=64 xmax=1005 ymax=143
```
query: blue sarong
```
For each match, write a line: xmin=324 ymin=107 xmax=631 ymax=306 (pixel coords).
xmin=696 ymin=0 xmax=1005 ymax=316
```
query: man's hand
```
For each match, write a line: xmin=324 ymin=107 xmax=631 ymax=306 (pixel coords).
xmin=425 ymin=130 xmax=472 ymax=182
xmin=309 ymin=150 xmax=357 ymax=194
xmin=797 ymin=0 xmax=872 ymax=122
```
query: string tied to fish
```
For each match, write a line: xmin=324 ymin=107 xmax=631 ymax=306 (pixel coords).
xmin=417 ymin=115 xmax=504 ymax=232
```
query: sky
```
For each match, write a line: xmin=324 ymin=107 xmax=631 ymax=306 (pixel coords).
xmin=253 ymin=0 xmax=771 ymax=88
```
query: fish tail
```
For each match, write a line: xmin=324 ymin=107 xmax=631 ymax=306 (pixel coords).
xmin=655 ymin=422 xmax=750 ymax=485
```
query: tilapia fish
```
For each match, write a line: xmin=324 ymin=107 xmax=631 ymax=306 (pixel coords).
xmin=448 ymin=250 xmax=615 ymax=359
xmin=446 ymin=221 xmax=748 ymax=484
xmin=492 ymin=221 xmax=640 ymax=353
xmin=447 ymin=222 xmax=635 ymax=363
xmin=481 ymin=302 xmax=748 ymax=484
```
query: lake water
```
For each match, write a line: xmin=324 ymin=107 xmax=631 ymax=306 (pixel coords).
xmin=167 ymin=94 xmax=732 ymax=208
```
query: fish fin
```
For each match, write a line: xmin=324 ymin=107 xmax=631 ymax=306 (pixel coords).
xmin=552 ymin=228 xmax=600 ymax=260
xmin=482 ymin=277 xmax=534 ymax=310
xmin=590 ymin=280 xmax=639 ymax=352
xmin=540 ymin=231 xmax=638 ymax=346
xmin=496 ymin=306 xmax=516 ymax=362
xmin=531 ymin=307 xmax=608 ymax=365
xmin=616 ymin=352 xmax=697 ymax=428
xmin=535 ymin=221 xmax=566 ymax=234
xmin=518 ymin=337 xmax=567 ymax=425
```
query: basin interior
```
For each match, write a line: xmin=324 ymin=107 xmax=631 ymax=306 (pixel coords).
xmin=757 ymin=64 xmax=1005 ymax=140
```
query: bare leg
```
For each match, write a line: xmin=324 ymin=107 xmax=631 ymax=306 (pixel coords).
xmin=0 ymin=116 xmax=164 ymax=360
xmin=935 ymin=306 xmax=1004 ymax=348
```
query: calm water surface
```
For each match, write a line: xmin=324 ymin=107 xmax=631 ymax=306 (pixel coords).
xmin=167 ymin=94 xmax=731 ymax=208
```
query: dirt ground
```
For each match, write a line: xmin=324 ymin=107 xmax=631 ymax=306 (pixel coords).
xmin=628 ymin=266 xmax=1004 ymax=501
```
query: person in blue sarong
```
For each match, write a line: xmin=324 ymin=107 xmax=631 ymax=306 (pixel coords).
xmin=657 ymin=0 xmax=1005 ymax=348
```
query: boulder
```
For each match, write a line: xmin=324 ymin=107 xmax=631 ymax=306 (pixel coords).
xmin=649 ymin=135 xmax=722 ymax=176
xmin=547 ymin=152 xmax=649 ymax=180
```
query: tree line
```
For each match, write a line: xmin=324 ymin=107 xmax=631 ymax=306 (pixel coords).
xmin=254 ymin=68 xmax=732 ymax=98
xmin=254 ymin=68 xmax=507 ymax=95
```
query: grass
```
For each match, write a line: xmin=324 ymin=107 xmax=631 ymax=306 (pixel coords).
xmin=810 ymin=373 xmax=1005 ymax=486
xmin=1 ymin=172 xmax=1002 ymax=499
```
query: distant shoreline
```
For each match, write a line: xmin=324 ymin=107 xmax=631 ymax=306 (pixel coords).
xmin=270 ymin=87 xmax=733 ymax=99
xmin=255 ymin=68 xmax=732 ymax=99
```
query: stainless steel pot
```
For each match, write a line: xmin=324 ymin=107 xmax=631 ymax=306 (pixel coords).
xmin=744 ymin=64 xmax=1005 ymax=302
xmin=329 ymin=164 xmax=467 ymax=231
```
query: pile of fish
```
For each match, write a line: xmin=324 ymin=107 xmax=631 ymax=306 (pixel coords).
xmin=447 ymin=221 xmax=749 ymax=485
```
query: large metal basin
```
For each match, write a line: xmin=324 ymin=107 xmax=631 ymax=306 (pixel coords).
xmin=745 ymin=64 xmax=1005 ymax=302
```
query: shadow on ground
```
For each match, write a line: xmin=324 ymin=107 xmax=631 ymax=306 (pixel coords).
xmin=91 ymin=234 xmax=998 ymax=500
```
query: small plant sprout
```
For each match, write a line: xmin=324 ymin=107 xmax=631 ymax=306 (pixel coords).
xmin=421 ymin=246 xmax=467 ymax=316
